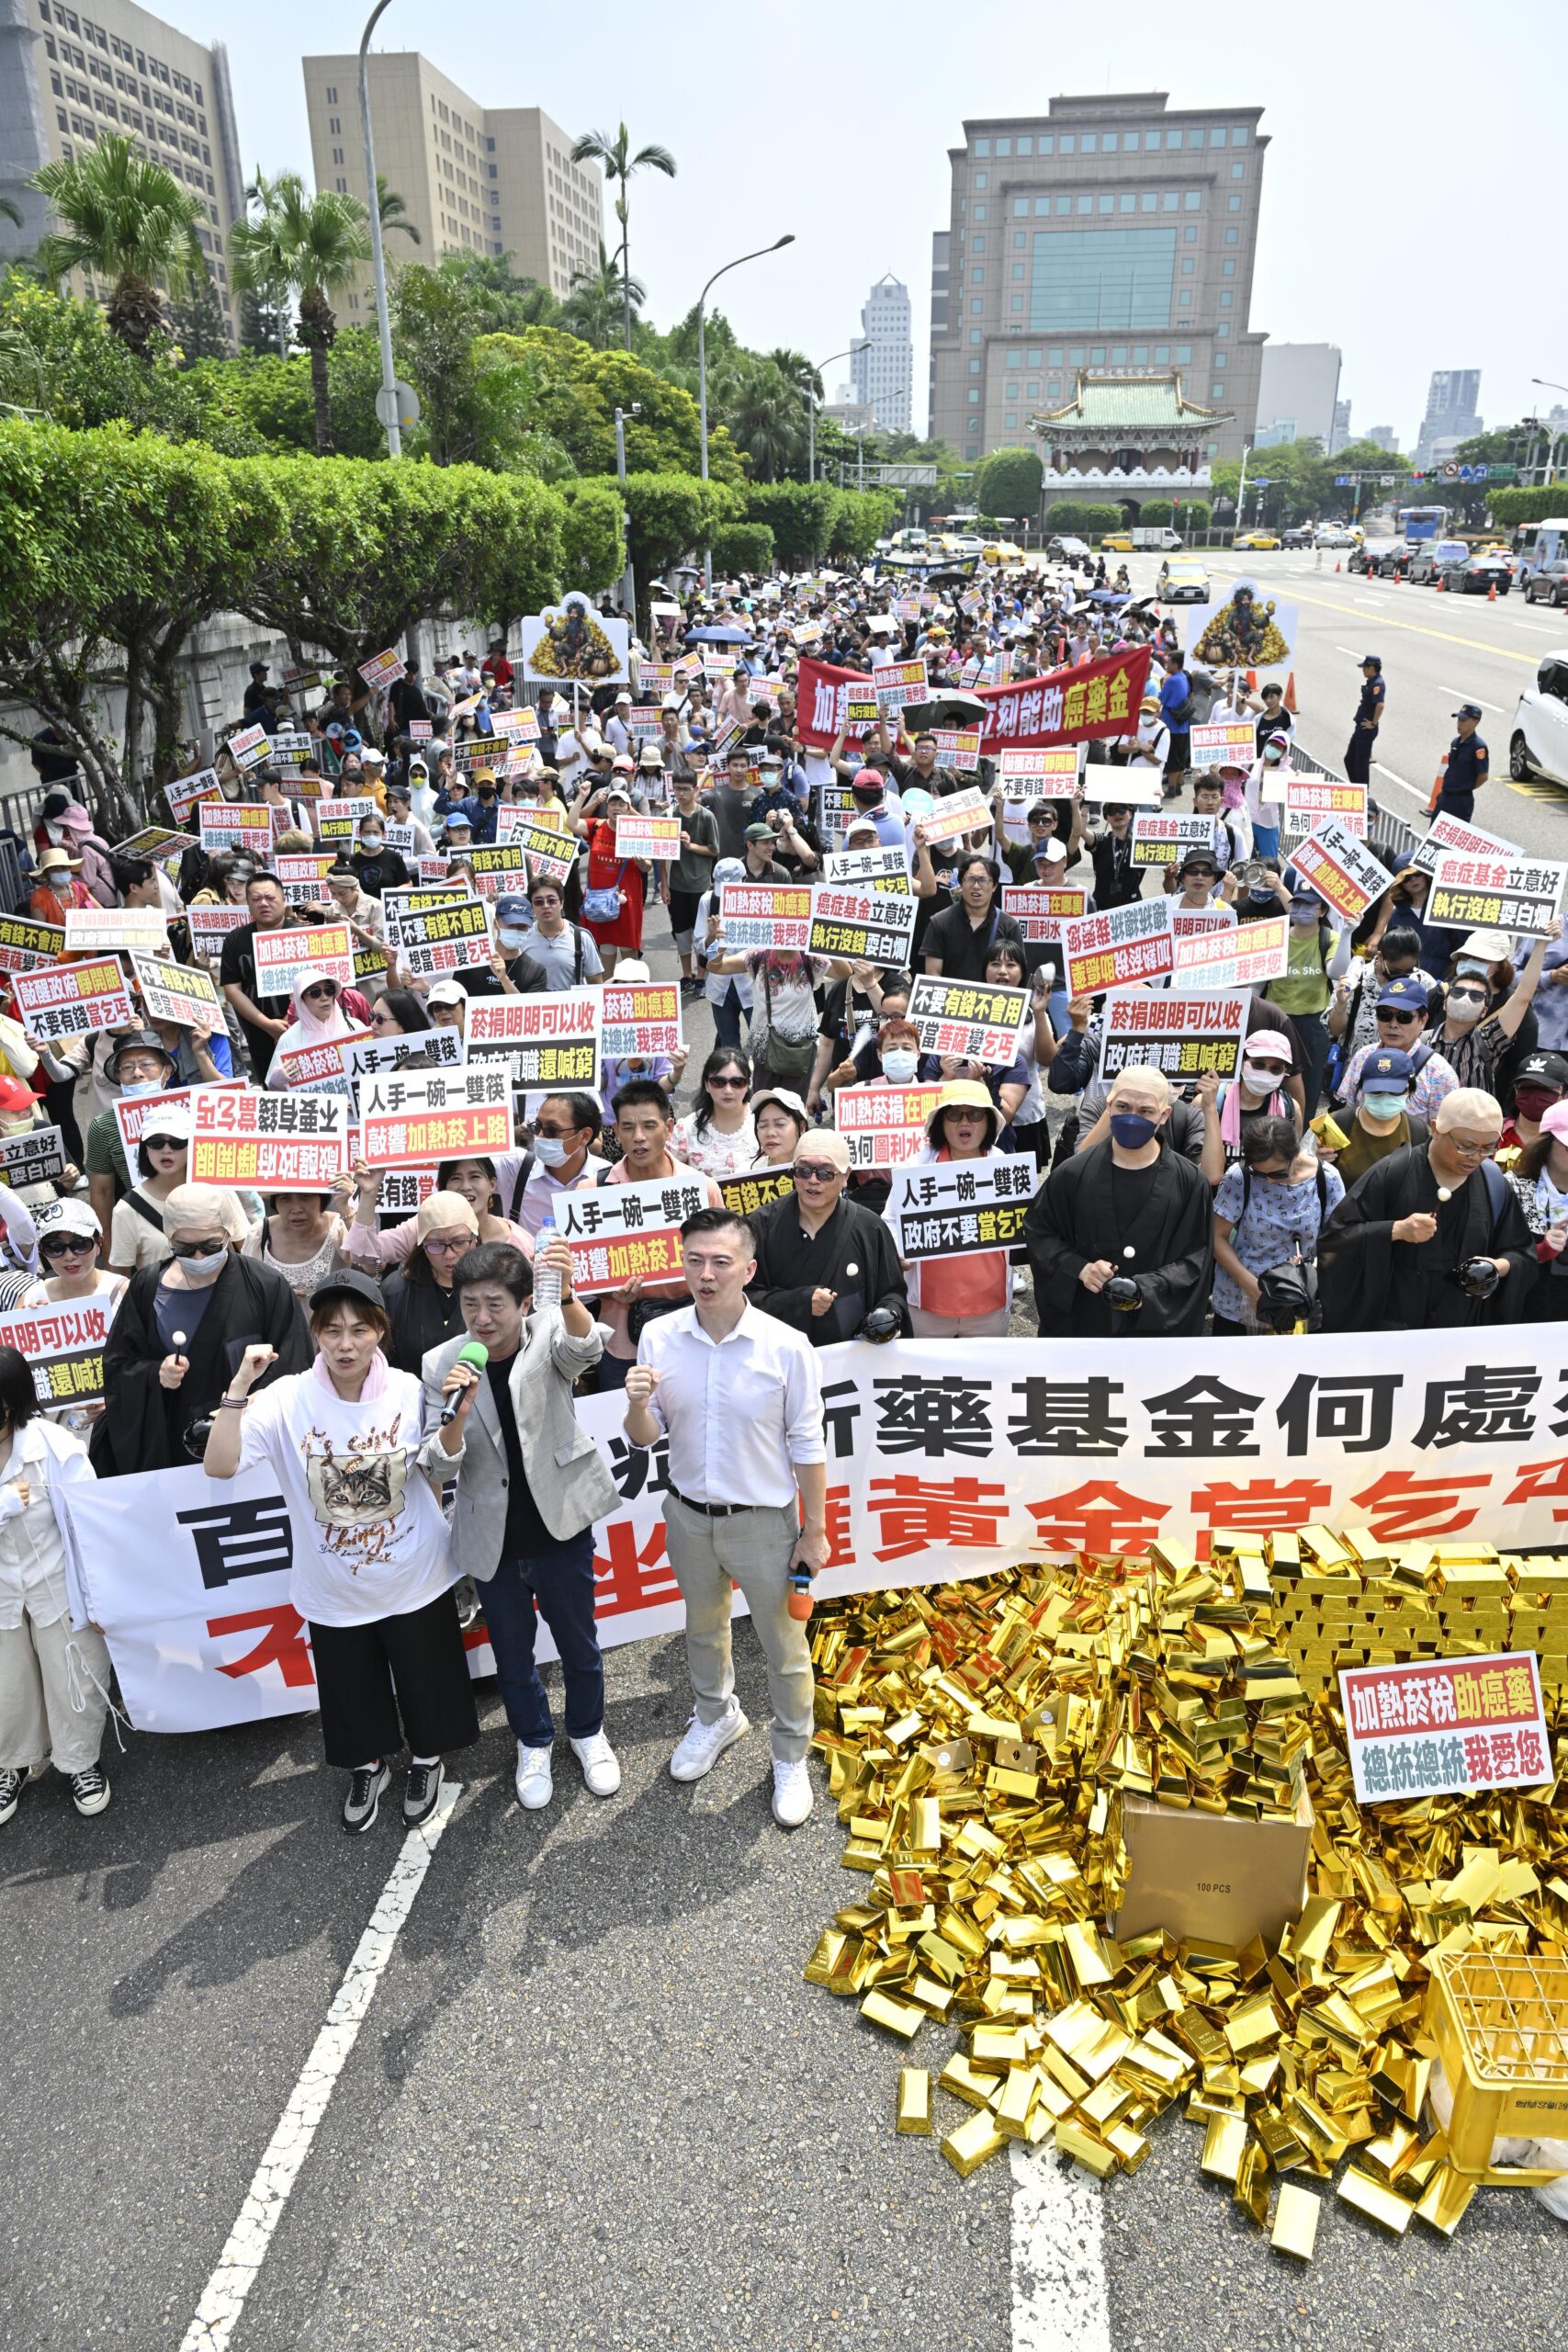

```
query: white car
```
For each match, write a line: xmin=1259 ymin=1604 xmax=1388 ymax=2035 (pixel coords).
xmin=1509 ymin=653 xmax=1568 ymax=785
xmin=1314 ymin=526 xmax=1354 ymax=548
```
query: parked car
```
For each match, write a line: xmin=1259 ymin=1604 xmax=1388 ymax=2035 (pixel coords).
xmin=1156 ymin=557 xmax=1211 ymax=604
xmin=1439 ymin=551 xmax=1514 ymax=596
xmin=1510 ymin=653 xmax=1568 ymax=782
xmin=982 ymin=538 xmax=1024 ymax=564
xmin=1348 ymin=541 xmax=1384 ymax=574
xmin=1374 ymin=545 xmax=1412 ymax=580
xmin=1526 ymin=560 xmax=1568 ymax=608
xmin=1046 ymin=535 xmax=1092 ymax=561
xmin=1406 ymin=538 xmax=1469 ymax=586
xmin=1281 ymin=526 xmax=1314 ymax=548
xmin=1100 ymin=533 xmax=1134 ymax=553
xmin=1315 ymin=526 xmax=1355 ymax=549
xmin=1233 ymin=530 xmax=1281 ymax=550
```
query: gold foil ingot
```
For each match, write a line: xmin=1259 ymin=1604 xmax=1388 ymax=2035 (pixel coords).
xmin=860 ymin=1990 xmax=923 ymax=2041
xmin=897 ymin=2066 xmax=931 ymax=2134
xmin=1337 ymin=2166 xmax=1415 ymax=2234
xmin=941 ymin=2109 xmax=1007 ymax=2178
xmin=1200 ymin=2110 xmax=1247 ymax=2183
xmin=1270 ymin=2182 xmax=1321 ymax=2260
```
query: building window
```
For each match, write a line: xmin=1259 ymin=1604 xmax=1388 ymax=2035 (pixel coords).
xmin=972 ymin=235 xmax=985 ymax=253
xmin=1188 ymin=129 xmax=1204 ymax=147
xmin=1210 ymin=127 xmax=1227 ymax=147
xmin=1120 ymin=193 xmax=1135 ymax=212
xmin=1080 ymin=134 xmax=1096 ymax=153
xmin=970 ymin=299 xmax=982 ymax=314
xmin=1184 ymin=226 xmax=1198 ymax=243
xmin=1231 ymin=161 xmax=1245 ymax=178
xmin=1096 ymin=194 xmax=1111 ymax=213
xmin=1025 ymin=380 xmax=1038 ymax=397
xmin=1179 ymin=290 xmax=1191 ymax=306
xmin=1076 ymin=195 xmax=1091 ymax=215
xmin=1011 ymin=263 xmax=1024 ymax=279
xmin=1155 ymin=344 xmax=1169 ymax=362
xmin=1227 ymin=194 xmax=1241 ymax=210
xmin=970 ymin=358 xmax=982 ymax=373
xmin=967 ymin=390 xmax=980 ymax=403
xmin=1167 ymin=129 xmax=1181 ymax=149
xmin=1181 ymin=258 xmax=1194 ymax=274
xmin=1162 ymin=191 xmax=1178 ymax=211
xmin=1176 ymin=344 xmax=1191 ymax=362
xmin=1069 ymin=346 xmax=1084 ymax=364
xmin=1213 ymin=351 xmax=1227 ymax=366
xmin=328 ymin=115 xmax=339 ymax=133
xmin=1090 ymin=346 xmax=1105 ymax=365
xmin=1017 ymin=136 xmax=1032 ymax=154
xmin=1231 ymin=127 xmax=1248 ymax=145
xmin=1039 ymin=134 xmax=1053 ymax=153
xmin=1013 ymin=196 xmax=1028 ymax=216
xmin=1004 ymin=411 xmax=1018 ymax=428
xmin=1101 ymin=132 xmax=1118 ymax=153
xmin=1013 ymin=232 xmax=1025 ymax=249
xmin=974 ymin=172 xmax=987 ymax=188
xmin=332 ymin=147 xmax=343 ymax=164
xmin=1216 ymin=324 xmax=1229 ymax=339
xmin=973 ymin=203 xmax=985 ymax=221
xmin=1220 ymin=289 xmax=1233 ymax=307
xmin=1048 ymin=347 xmax=1063 ymax=365
xmin=1141 ymin=192 xmax=1156 ymax=212
xmin=971 ymin=268 xmax=983 ymax=285
xmin=1183 ymin=191 xmax=1201 ymax=210
xmin=974 ymin=137 xmax=989 ymax=155
xmin=1212 ymin=384 xmax=1225 ymax=400
xmin=969 ymin=329 xmax=981 ymax=344
xmin=996 ymin=137 xmax=1011 ymax=155
xmin=1006 ymin=349 xmax=1021 ymax=368
xmin=324 ymin=82 xmax=336 ymax=102
xmin=1047 ymin=375 xmax=1061 ymax=396
xmin=1010 ymin=294 xmax=1022 ymax=311
xmin=1055 ymin=196 xmax=1071 ymax=215
xmin=1225 ymin=227 xmax=1238 ymax=243
xmin=335 ymin=176 xmax=346 ymax=193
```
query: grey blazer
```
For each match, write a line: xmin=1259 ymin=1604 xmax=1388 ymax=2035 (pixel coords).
xmin=417 ymin=1312 xmax=616 ymax=1577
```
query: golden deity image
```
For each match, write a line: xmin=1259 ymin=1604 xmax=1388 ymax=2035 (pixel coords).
xmin=529 ymin=596 xmax=620 ymax=681
xmin=1192 ymin=583 xmax=1292 ymax=670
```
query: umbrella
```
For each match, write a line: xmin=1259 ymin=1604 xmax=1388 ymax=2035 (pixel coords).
xmin=684 ymin=624 xmax=756 ymax=647
xmin=906 ymin=689 xmax=987 ymax=732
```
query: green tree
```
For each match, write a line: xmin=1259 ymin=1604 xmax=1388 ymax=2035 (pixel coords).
xmin=558 ymin=480 xmax=626 ymax=594
xmin=30 ymin=132 xmax=201 ymax=356
xmin=235 ymin=168 xmax=291 ymax=356
xmin=229 ymin=173 xmax=371 ymax=456
xmin=600 ymin=471 xmax=740 ymax=591
xmin=376 ymin=176 xmax=420 ymax=247
xmin=974 ymin=445 xmax=1043 ymax=525
xmin=717 ymin=353 xmax=808 ymax=482
xmin=829 ymin=489 xmax=899 ymax=560
xmin=568 ymin=124 xmax=675 ymax=350
xmin=393 ymin=261 xmax=571 ymax=473
xmin=742 ymin=481 xmax=840 ymax=565
xmin=168 ymin=252 xmax=231 ymax=364
xmin=709 ymin=520 xmax=774 ymax=576
xmin=558 ymin=246 xmax=642 ymax=352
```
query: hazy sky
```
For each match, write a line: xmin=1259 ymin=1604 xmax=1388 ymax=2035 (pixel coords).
xmin=209 ymin=0 xmax=1559 ymax=449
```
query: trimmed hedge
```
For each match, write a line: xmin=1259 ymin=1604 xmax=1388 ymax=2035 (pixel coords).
xmin=709 ymin=521 xmax=775 ymax=576
xmin=1043 ymin=502 xmax=1123 ymax=535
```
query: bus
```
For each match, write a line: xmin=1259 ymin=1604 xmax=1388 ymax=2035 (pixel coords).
xmin=1397 ymin=504 xmax=1448 ymax=546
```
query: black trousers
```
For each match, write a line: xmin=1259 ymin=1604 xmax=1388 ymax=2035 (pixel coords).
xmin=309 ymin=1588 xmax=479 ymax=1770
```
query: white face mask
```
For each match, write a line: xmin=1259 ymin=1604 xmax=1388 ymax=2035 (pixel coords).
xmin=532 ymin=1135 xmax=569 ymax=1169
xmin=172 ymin=1243 xmax=227 ymax=1282
xmin=1241 ymin=1061 xmax=1285 ymax=1095
xmin=881 ymin=1048 xmax=919 ymax=1085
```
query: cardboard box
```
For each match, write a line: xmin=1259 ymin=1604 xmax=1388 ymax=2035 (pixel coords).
xmin=1112 ymin=1791 xmax=1313 ymax=1951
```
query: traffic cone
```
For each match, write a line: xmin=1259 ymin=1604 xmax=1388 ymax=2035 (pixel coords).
xmin=1427 ymin=752 xmax=1447 ymax=814
xmin=1488 ymin=582 xmax=1497 ymax=602
xmin=1436 ymin=575 xmax=1444 ymax=591
xmin=1283 ymin=670 xmax=1298 ymax=715
xmin=1245 ymin=669 xmax=1258 ymax=695
xmin=1335 ymin=560 xmax=1342 ymax=572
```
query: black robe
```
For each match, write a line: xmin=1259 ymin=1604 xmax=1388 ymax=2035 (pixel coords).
xmin=91 ymin=1252 xmax=312 ymax=1476
xmin=748 ymin=1194 xmax=909 ymax=1346
xmin=1318 ymin=1144 xmax=1536 ymax=1332
xmin=1025 ymin=1138 xmax=1213 ymax=1338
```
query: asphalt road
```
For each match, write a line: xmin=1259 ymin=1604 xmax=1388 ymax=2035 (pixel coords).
xmin=6 ymin=606 xmax=1568 ymax=2352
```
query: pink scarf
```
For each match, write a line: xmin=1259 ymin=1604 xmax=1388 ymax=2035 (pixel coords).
xmin=310 ymin=1346 xmax=390 ymax=1405
xmin=1220 ymin=1080 xmax=1285 ymax=1149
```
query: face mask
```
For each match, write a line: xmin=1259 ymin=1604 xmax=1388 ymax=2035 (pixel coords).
xmin=118 ymin=1079 xmax=161 ymax=1097
xmin=1242 ymin=1062 xmax=1285 ymax=1095
xmin=1515 ymin=1091 xmax=1555 ymax=1123
xmin=532 ymin=1135 xmax=570 ymax=1169
xmin=1289 ymin=901 xmax=1319 ymax=927
xmin=1264 ymin=746 xmax=1283 ymax=763
xmin=172 ymin=1244 xmax=227 ymax=1281
xmin=1447 ymin=992 xmax=1485 ymax=1024
xmin=360 ymin=834 xmax=383 ymax=854
xmin=1110 ymin=1111 xmax=1157 ymax=1150
xmin=0 ymin=1114 xmax=29 ymax=1136
xmin=1363 ymin=1093 xmax=1407 ymax=1122
xmin=882 ymin=1048 xmax=919 ymax=1085
xmin=497 ymin=927 xmax=528 ymax=952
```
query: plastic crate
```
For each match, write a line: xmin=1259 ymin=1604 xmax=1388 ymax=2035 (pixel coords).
xmin=1424 ymin=1950 xmax=1568 ymax=2184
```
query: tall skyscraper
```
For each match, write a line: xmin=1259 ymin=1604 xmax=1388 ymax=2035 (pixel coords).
xmin=927 ymin=232 xmax=950 ymax=437
xmin=851 ymin=270 xmax=912 ymax=434
xmin=929 ymin=93 xmax=1267 ymax=465
xmin=1416 ymin=368 xmax=1482 ymax=465
xmin=1329 ymin=395 xmax=1351 ymax=455
xmin=1257 ymin=343 xmax=1342 ymax=448
xmin=1365 ymin=425 xmax=1398 ymax=455
xmin=302 ymin=51 xmax=604 ymax=307
xmin=0 ymin=0 xmax=244 ymax=343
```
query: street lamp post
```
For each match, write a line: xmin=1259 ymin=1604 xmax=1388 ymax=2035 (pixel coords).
xmin=697 ymin=234 xmax=795 ymax=588
xmin=615 ymin=404 xmax=639 ymax=624
xmin=1531 ymin=382 xmax=1568 ymax=484
xmin=358 ymin=0 xmax=400 ymax=462
xmin=807 ymin=342 xmax=869 ymax=483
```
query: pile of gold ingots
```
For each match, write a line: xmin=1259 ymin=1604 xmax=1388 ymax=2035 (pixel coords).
xmin=803 ymin=1527 xmax=1568 ymax=2260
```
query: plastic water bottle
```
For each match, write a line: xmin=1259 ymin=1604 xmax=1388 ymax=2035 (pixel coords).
xmin=533 ymin=1208 xmax=561 ymax=1314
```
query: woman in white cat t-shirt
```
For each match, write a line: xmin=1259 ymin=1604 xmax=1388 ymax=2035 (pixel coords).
xmin=202 ymin=1267 xmax=478 ymax=1837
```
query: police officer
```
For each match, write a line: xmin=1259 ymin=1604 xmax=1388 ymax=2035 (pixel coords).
xmin=1439 ymin=702 xmax=1489 ymax=822
xmin=1345 ymin=653 xmax=1386 ymax=785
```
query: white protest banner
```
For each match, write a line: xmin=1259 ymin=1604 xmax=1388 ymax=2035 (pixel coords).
xmin=268 ymin=729 xmax=316 ymax=773
xmin=359 ymin=645 xmax=406 ymax=692
xmin=835 ymin=1083 xmax=946 ymax=1169
xmin=186 ymin=903 xmax=249 ymax=958
xmin=1282 ymin=775 xmax=1367 ymax=839
xmin=1408 ymin=808 xmax=1521 ymax=876
xmin=1000 ymin=884 xmax=1087 ymax=946
xmin=113 ymin=1079 xmax=244 ymax=1165
xmin=497 ymin=813 xmax=575 ymax=883
xmin=843 ymin=691 xmax=880 ymax=730
xmin=1131 ymin=812 xmax=1217 ymax=869
xmin=273 ymin=852 xmax=336 ymax=906
xmin=614 ymin=812 xmax=681 ymax=862
xmin=407 ymin=719 xmax=434 ymax=741
xmin=601 ymin=981 xmax=682 ymax=1060
xmin=199 ymin=800 xmax=274 ymax=854
xmin=931 ymin=728 xmax=982 ymax=773
xmin=62 ymin=905 xmax=167 ymax=956
xmin=377 ymin=1169 xmax=439 ymax=1224
xmin=1062 ymin=897 xmax=1175 ymax=997
xmin=495 ymin=800 xmax=568 ymax=842
xmin=223 ymin=722 xmax=270 ymax=772
xmin=998 ymin=747 xmax=1080 ymax=797
xmin=129 ymin=952 xmax=223 ymax=1029
xmin=1171 ymin=912 xmax=1290 ymax=990
xmin=907 ymin=973 xmax=1029 ymax=1067
xmin=1291 ymin=819 xmax=1394 ymax=925
xmin=357 ymin=1064 xmax=513 ymax=1169
xmin=918 ymin=787 xmax=993 ymax=846
xmin=344 ymin=1026 xmax=466 ymax=1081
xmin=824 ymin=843 xmax=909 ymax=895
xmin=384 ymin=898 xmax=492 ymax=976
xmin=116 ymin=825 xmax=196 ymax=864
xmin=807 ymin=888 xmax=919 ymax=968
xmin=0 ymin=1125 xmax=66 ymax=1188
xmin=720 ymin=881 xmax=813 ymax=951
xmin=274 ymin=1031 xmax=376 ymax=1095
xmin=873 ymin=660 xmax=929 ymax=719
xmin=164 ymin=767 xmax=221 ymax=825
xmin=0 ymin=1294 xmax=112 ymax=1408
xmin=13 ymin=957 xmax=133 ymax=1042
xmin=1080 ymin=772 xmax=1164 ymax=809
xmin=884 ymin=1155 xmax=1038 ymax=1262
xmin=464 ymin=844 xmax=530 ymax=899
xmin=1339 ymin=1654 xmax=1549 ymax=1805
xmin=814 ymin=782 xmax=860 ymax=848
xmin=1188 ymin=719 xmax=1258 ymax=771
xmin=383 ymin=823 xmax=416 ymax=857
xmin=466 ymin=989 xmax=602 ymax=1091
xmin=1097 ymin=993 xmax=1248 ymax=1085
xmin=190 ymin=1085 xmax=349 ymax=1188
xmin=1427 ymin=852 xmax=1568 ymax=940
xmin=253 ymin=922 xmax=355 ymax=999
xmin=556 ymin=1172 xmax=710 ymax=1297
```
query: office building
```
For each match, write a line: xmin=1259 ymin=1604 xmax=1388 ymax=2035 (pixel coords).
xmin=0 ymin=0 xmax=243 ymax=340
xmin=302 ymin=51 xmax=604 ymax=307
xmin=1365 ymin=424 xmax=1398 ymax=456
xmin=1416 ymin=368 xmax=1482 ymax=466
xmin=850 ymin=270 xmax=912 ymax=434
xmin=1329 ymin=395 xmax=1352 ymax=455
xmin=928 ymin=232 xmax=949 ymax=435
xmin=1256 ymin=342 xmax=1341 ymax=449
xmin=929 ymin=91 xmax=1268 ymax=479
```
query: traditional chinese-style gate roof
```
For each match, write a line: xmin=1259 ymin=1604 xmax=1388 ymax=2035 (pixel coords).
xmin=1033 ymin=371 xmax=1232 ymax=435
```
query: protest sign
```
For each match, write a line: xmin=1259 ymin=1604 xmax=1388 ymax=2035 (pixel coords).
xmin=1062 ymin=898 xmax=1175 ymax=997
xmin=556 ymin=1173 xmax=710 ymax=1297
xmin=113 ymin=1079 xmax=243 ymax=1164
xmin=186 ymin=903 xmax=249 ymax=958
xmin=464 ymin=844 xmax=530 ymax=899
xmin=0 ymin=1295 xmax=111 ymax=1409
xmin=917 ymin=787 xmax=993 ymax=847
xmin=313 ymin=797 xmax=378 ymax=846
xmin=13 ymin=957 xmax=133 ymax=1042
xmin=998 ymin=747 xmax=1080 ymax=797
xmin=814 ymin=782 xmax=860 ymax=848
xmin=115 ymin=825 xmax=195 ymax=862
xmin=518 ymin=593 xmax=630 ymax=686
xmin=274 ymin=852 xmax=336 ymax=906
xmin=1000 ymin=885 xmax=1087 ymax=945
xmin=717 ymin=1169 xmax=795 ymax=1218
xmin=62 ymin=906 xmax=167 ymax=956
xmin=614 ymin=812 xmax=681 ymax=862
xmin=496 ymin=799 xmax=567 ymax=840
xmin=1171 ymin=912 xmax=1290 ymax=989
xmin=223 ymin=723 xmax=270 ymax=772
xmin=466 ymin=989 xmax=603 ymax=1091
xmin=1131 ymin=812 xmax=1218 ymax=869
xmin=164 ymin=768 xmax=221 ymax=825
xmin=1188 ymin=719 xmax=1258 ymax=771
xmin=354 ymin=941 xmax=388 ymax=987
xmin=498 ymin=814 xmax=575 ymax=882
xmin=253 ymin=922 xmax=355 ymax=998
xmin=198 ymin=801 xmax=274 ymax=854
xmin=835 ymin=1083 xmax=946 ymax=1169
xmin=377 ymin=1170 xmax=439 ymax=1223
xmin=357 ymin=1064 xmax=513 ymax=1168
xmin=190 ymin=1086 xmax=350 ymax=1188
xmin=823 ymin=844 xmax=909 ymax=895
xmin=1427 ymin=852 xmax=1568 ymax=939
xmin=1186 ymin=586 xmax=1299 ymax=680
xmin=873 ymin=661 xmax=928 ymax=719
xmin=1408 ymin=808 xmax=1520 ymax=876
xmin=385 ymin=898 xmax=492 ymax=976
xmin=1097 ymin=993 xmax=1248 ymax=1086
xmin=795 ymin=644 xmax=1150 ymax=756
xmin=1282 ymin=776 xmax=1367 ymax=838
xmin=0 ymin=1125 xmax=66 ymax=1188
xmin=268 ymin=730 xmax=316 ymax=773
xmin=843 ymin=692 xmax=880 ymax=730
xmin=931 ymin=729 xmax=982 ymax=773
xmin=274 ymin=1031 xmax=376 ymax=1095
xmin=720 ymin=882 xmax=813 ymax=951
xmin=601 ymin=982 xmax=682 ymax=1061
xmin=383 ymin=824 xmax=415 ymax=856
xmin=807 ymin=888 xmax=918 ymax=967
xmin=129 ymin=953 xmax=223 ymax=1029
xmin=907 ymin=974 xmax=1029 ymax=1067
xmin=885 ymin=1155 xmax=1038 ymax=1261
xmin=1080 ymin=772 xmax=1165 ymax=809
xmin=344 ymin=1026 xmax=466 ymax=1080
xmin=1339 ymin=1654 xmax=1549 ymax=1805
xmin=1291 ymin=820 xmax=1394 ymax=924
xmin=358 ymin=645 xmax=406 ymax=691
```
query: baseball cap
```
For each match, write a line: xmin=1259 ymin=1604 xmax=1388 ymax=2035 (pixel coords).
xmin=1246 ymin=1030 xmax=1293 ymax=1064
xmin=743 ymin=821 xmax=776 ymax=842
xmin=493 ymin=894 xmax=529 ymax=926
xmin=425 ymin=978 xmax=468 ymax=1007
xmin=309 ymin=1268 xmax=388 ymax=1319
xmin=444 ymin=810 xmax=473 ymax=832
xmin=615 ymin=690 xmax=632 ymax=706
xmin=1459 ymin=928 xmax=1511 ymax=965
xmin=1376 ymin=978 xmax=1427 ymax=1013
xmin=1139 ymin=694 xmax=1161 ymax=713
xmin=33 ymin=1194 xmax=102 ymax=1243
xmin=1363 ymin=1048 xmax=1414 ymax=1088
xmin=361 ymin=746 xmax=386 ymax=766
xmin=0 ymin=1076 xmax=40 ymax=1114
xmin=1516 ymin=1052 xmax=1568 ymax=1091
xmin=1452 ymin=702 xmax=1483 ymax=720
xmin=758 ymin=750 xmax=783 ymax=770
xmin=749 ymin=1085 xmax=807 ymax=1128
xmin=140 ymin=1104 xmax=193 ymax=1143
xmin=1032 ymin=838 xmax=1068 ymax=866
xmin=611 ymin=753 xmax=636 ymax=775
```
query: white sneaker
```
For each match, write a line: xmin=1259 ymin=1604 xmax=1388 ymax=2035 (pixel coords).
xmin=772 ymin=1757 xmax=814 ymax=1828
xmin=669 ymin=1701 xmax=750 ymax=1783
xmin=514 ymin=1743 xmax=554 ymax=1810
xmin=569 ymin=1731 xmax=622 ymax=1797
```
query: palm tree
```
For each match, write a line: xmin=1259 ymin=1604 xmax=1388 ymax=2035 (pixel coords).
xmin=720 ymin=354 xmax=809 ymax=482
xmin=558 ymin=245 xmax=643 ymax=352
xmin=230 ymin=172 xmax=371 ymax=455
xmin=767 ymin=347 xmax=822 ymax=402
xmin=30 ymin=132 xmax=200 ymax=355
xmin=376 ymin=175 xmax=421 ymax=246
xmin=0 ymin=197 xmax=23 ymax=232
xmin=240 ymin=167 xmax=292 ymax=356
xmin=568 ymin=123 xmax=674 ymax=350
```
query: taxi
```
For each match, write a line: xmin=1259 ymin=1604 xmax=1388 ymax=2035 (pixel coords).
xmin=1234 ymin=530 xmax=1282 ymax=550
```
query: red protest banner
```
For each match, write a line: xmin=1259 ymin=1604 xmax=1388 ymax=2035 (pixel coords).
xmin=795 ymin=644 xmax=1151 ymax=755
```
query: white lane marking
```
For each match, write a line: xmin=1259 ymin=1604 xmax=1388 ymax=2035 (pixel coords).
xmin=1373 ymin=763 xmax=1433 ymax=808
xmin=180 ymin=1779 xmax=462 ymax=2352
xmin=1011 ymin=2143 xmax=1112 ymax=2352
xmin=1438 ymin=687 xmax=1503 ymax=713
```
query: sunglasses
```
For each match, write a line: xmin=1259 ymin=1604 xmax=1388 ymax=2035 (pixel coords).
xmin=708 ymin=1074 xmax=747 ymax=1090
xmin=168 ymin=1238 xmax=224 ymax=1261
xmin=302 ymin=983 xmax=338 ymax=1001
xmin=143 ymin=1135 xmax=186 ymax=1154
xmin=794 ymin=1163 xmax=840 ymax=1182
xmin=40 ymin=1235 xmax=94 ymax=1260
xmin=1378 ymin=1011 xmax=1418 ymax=1025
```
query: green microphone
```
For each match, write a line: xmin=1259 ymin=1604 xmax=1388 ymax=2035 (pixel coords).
xmin=439 ymin=1340 xmax=489 ymax=1425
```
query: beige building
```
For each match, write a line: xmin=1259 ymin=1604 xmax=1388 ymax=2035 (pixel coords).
xmin=301 ymin=51 xmax=603 ymax=314
xmin=0 ymin=0 xmax=244 ymax=341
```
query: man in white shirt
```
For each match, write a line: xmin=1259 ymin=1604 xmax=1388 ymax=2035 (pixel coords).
xmin=624 ymin=1206 xmax=828 ymax=1827
xmin=605 ymin=693 xmax=635 ymax=760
